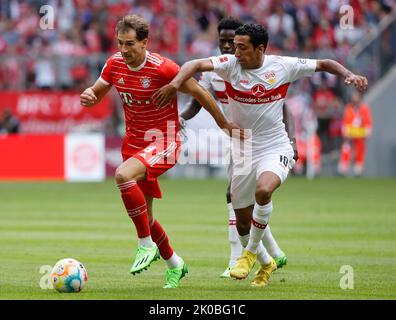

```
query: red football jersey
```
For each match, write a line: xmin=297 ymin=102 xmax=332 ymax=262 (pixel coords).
xmin=100 ymin=51 xmax=180 ymax=148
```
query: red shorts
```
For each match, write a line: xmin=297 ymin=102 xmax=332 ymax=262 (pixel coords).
xmin=121 ymin=139 xmax=181 ymax=198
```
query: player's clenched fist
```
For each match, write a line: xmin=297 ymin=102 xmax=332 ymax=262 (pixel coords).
xmin=344 ymin=74 xmax=368 ymax=92
xmin=80 ymin=88 xmax=98 ymax=107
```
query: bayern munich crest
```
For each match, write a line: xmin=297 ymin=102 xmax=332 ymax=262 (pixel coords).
xmin=140 ymin=77 xmax=151 ymax=88
xmin=251 ymin=83 xmax=266 ymax=97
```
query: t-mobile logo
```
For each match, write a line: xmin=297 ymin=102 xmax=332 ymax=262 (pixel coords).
xmin=119 ymin=92 xmax=133 ymax=107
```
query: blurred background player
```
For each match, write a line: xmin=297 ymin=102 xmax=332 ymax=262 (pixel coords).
xmin=338 ymin=90 xmax=372 ymax=176
xmin=153 ymin=23 xmax=368 ymax=287
xmin=0 ymin=108 xmax=20 ymax=134
xmin=80 ymin=14 xmax=239 ymax=288
xmin=179 ymin=16 xmax=288 ymax=278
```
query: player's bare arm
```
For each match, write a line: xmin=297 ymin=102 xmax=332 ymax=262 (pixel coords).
xmin=283 ymin=105 xmax=298 ymax=161
xmin=180 ymin=99 xmax=202 ymax=121
xmin=316 ymin=59 xmax=368 ymax=92
xmin=152 ymin=58 xmax=214 ymax=107
xmin=179 ymin=78 xmax=245 ymax=139
xmin=80 ymin=79 xmax=111 ymax=107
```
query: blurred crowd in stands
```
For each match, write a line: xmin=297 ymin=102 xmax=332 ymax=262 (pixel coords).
xmin=0 ymin=0 xmax=394 ymax=175
xmin=0 ymin=0 xmax=393 ymax=89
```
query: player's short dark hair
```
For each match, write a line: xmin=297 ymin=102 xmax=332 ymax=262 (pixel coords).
xmin=235 ymin=23 xmax=269 ymax=49
xmin=115 ymin=15 xmax=149 ymax=41
xmin=217 ymin=16 xmax=243 ymax=33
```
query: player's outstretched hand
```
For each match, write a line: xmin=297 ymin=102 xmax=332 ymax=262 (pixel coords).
xmin=223 ymin=122 xmax=248 ymax=140
xmin=80 ymin=88 xmax=97 ymax=107
xmin=152 ymin=84 xmax=177 ymax=109
xmin=344 ymin=74 xmax=368 ymax=92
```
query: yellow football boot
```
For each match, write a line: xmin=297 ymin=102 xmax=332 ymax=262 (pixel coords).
xmin=230 ymin=249 xmax=257 ymax=280
xmin=251 ymin=256 xmax=277 ymax=287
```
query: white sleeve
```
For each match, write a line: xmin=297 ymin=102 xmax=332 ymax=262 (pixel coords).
xmin=281 ymin=56 xmax=317 ymax=82
xmin=209 ymin=54 xmax=235 ymax=81
xmin=198 ymin=72 xmax=211 ymax=91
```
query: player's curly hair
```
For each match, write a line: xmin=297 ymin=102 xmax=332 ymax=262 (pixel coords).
xmin=116 ymin=15 xmax=149 ymax=41
xmin=217 ymin=16 xmax=243 ymax=33
xmin=235 ymin=23 xmax=269 ymax=49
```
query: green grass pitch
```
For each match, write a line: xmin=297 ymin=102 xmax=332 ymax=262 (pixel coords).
xmin=0 ymin=177 xmax=395 ymax=300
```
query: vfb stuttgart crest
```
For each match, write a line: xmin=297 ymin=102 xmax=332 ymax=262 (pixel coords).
xmin=140 ymin=77 xmax=151 ymax=88
xmin=251 ymin=83 xmax=266 ymax=97
xmin=264 ymin=71 xmax=276 ymax=85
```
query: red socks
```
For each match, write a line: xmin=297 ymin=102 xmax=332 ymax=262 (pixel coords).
xmin=117 ymin=180 xmax=174 ymax=260
xmin=150 ymin=219 xmax=174 ymax=260
xmin=117 ymin=181 xmax=150 ymax=238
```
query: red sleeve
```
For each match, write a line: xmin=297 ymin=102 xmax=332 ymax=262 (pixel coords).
xmin=100 ymin=56 xmax=114 ymax=85
xmin=159 ymin=58 xmax=180 ymax=84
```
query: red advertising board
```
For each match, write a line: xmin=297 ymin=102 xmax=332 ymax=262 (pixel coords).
xmin=0 ymin=134 xmax=64 ymax=180
xmin=0 ymin=92 xmax=111 ymax=133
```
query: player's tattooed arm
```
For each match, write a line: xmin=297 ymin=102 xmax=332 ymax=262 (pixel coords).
xmin=316 ymin=59 xmax=368 ymax=92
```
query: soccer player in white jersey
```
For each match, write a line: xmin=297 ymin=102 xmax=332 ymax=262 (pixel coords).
xmin=179 ymin=17 xmax=289 ymax=278
xmin=153 ymin=23 xmax=368 ymax=287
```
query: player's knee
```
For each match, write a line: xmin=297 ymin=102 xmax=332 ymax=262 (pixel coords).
xmin=115 ymin=168 xmax=127 ymax=184
xmin=115 ymin=166 xmax=135 ymax=184
xmin=255 ymin=185 xmax=272 ymax=203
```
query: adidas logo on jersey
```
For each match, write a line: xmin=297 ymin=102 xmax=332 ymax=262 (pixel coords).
xmin=118 ymin=78 xmax=125 ymax=84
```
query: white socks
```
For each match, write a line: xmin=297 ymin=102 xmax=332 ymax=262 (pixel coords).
xmin=228 ymin=203 xmax=243 ymax=267
xmin=246 ymin=201 xmax=273 ymax=253
xmin=165 ymin=252 xmax=183 ymax=269
xmin=262 ymin=225 xmax=282 ymax=258
xmin=138 ymin=236 xmax=155 ymax=248
xmin=238 ymin=234 xmax=271 ymax=265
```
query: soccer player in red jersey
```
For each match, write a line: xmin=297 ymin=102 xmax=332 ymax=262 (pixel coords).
xmin=80 ymin=15 xmax=240 ymax=288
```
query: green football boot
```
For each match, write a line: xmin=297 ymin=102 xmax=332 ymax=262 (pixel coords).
xmin=220 ymin=267 xmax=231 ymax=278
xmin=163 ymin=260 xmax=188 ymax=288
xmin=273 ymin=251 xmax=287 ymax=269
xmin=130 ymin=245 xmax=160 ymax=275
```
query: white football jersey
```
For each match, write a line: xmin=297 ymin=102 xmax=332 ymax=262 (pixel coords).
xmin=199 ymin=71 xmax=231 ymax=120
xmin=210 ymin=54 xmax=317 ymax=151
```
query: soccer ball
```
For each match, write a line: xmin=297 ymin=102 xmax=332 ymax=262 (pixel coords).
xmin=50 ymin=258 xmax=88 ymax=293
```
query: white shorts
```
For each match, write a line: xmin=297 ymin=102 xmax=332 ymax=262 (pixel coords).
xmin=230 ymin=145 xmax=294 ymax=209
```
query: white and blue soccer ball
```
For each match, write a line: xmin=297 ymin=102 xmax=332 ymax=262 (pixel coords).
xmin=50 ymin=258 xmax=88 ymax=293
